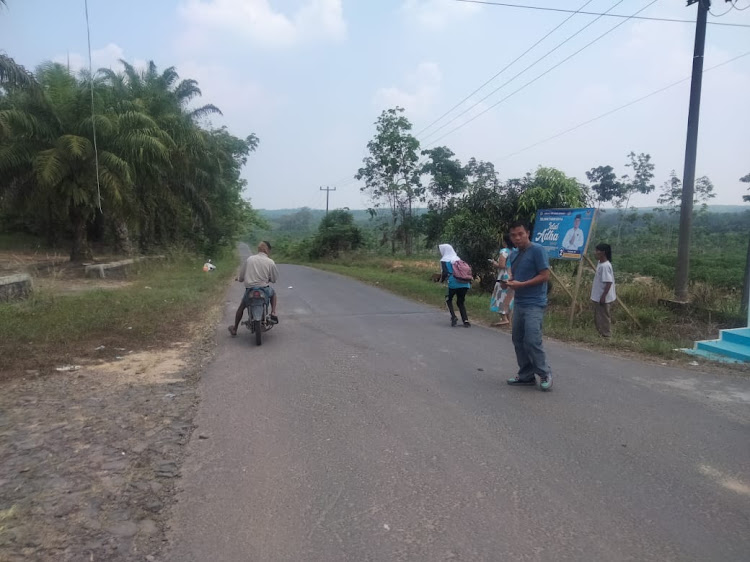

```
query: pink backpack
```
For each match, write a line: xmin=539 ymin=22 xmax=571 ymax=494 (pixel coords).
xmin=451 ymin=260 xmax=473 ymax=282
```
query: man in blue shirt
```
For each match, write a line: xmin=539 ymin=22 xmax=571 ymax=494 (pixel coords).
xmin=500 ymin=221 xmax=553 ymax=390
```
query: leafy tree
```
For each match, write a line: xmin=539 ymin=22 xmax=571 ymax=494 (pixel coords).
xmin=420 ymin=146 xmax=466 ymax=247
xmin=657 ymin=170 xmax=715 ymax=213
xmin=586 ymin=165 xmax=623 ymax=208
xmin=356 ymin=107 xmax=423 ymax=255
xmin=615 ymin=152 xmax=655 ymax=209
xmin=614 ymin=152 xmax=654 ymax=244
xmin=464 ymin=157 xmax=501 ymax=192
xmin=517 ymin=167 xmax=588 ymax=224
xmin=310 ymin=209 xmax=363 ymax=258
xmin=421 ymin=146 xmax=466 ymax=206
xmin=741 ymin=172 xmax=750 ymax=202
xmin=443 ymin=177 xmax=525 ymax=289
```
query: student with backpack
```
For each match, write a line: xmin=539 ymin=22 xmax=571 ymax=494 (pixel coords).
xmin=438 ymin=244 xmax=472 ymax=327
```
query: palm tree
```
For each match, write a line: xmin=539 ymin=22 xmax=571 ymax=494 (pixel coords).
xmin=0 ymin=62 xmax=172 ymax=260
xmin=101 ymin=60 xmax=247 ymax=252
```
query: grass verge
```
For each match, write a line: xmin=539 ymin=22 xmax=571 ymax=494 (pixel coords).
xmin=0 ymin=250 xmax=236 ymax=377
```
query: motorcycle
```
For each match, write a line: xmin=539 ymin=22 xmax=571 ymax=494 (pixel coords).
xmin=241 ymin=287 xmax=274 ymax=345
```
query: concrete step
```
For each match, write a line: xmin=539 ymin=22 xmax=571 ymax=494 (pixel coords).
xmin=681 ymin=347 xmax=743 ymax=364
xmin=695 ymin=339 xmax=750 ymax=362
xmin=721 ymin=328 xmax=750 ymax=347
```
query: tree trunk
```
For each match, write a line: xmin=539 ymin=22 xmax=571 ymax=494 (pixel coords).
xmin=69 ymin=206 xmax=93 ymax=262
xmin=113 ymin=219 xmax=134 ymax=256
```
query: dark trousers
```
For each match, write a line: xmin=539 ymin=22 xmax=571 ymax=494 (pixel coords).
xmin=446 ymin=287 xmax=469 ymax=322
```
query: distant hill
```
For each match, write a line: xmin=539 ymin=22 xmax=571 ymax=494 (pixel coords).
xmin=258 ymin=207 xmax=429 ymax=225
xmin=597 ymin=205 xmax=749 ymax=215
xmin=259 ymin=205 xmax=748 ymax=217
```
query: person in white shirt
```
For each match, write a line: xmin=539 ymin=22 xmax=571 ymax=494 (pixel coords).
xmin=562 ymin=215 xmax=585 ymax=252
xmin=590 ymin=243 xmax=616 ymax=337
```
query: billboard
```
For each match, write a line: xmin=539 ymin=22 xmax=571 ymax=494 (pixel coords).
xmin=532 ymin=208 xmax=596 ymax=261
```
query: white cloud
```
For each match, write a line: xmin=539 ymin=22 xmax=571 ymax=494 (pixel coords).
xmin=53 ymin=43 xmax=147 ymax=74
xmin=374 ymin=62 xmax=442 ymax=119
xmin=401 ymin=0 xmax=480 ymax=30
xmin=176 ymin=61 xmax=281 ymax=131
xmin=177 ymin=0 xmax=346 ymax=50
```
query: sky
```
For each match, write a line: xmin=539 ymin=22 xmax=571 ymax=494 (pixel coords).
xmin=2 ymin=0 xmax=749 ymax=211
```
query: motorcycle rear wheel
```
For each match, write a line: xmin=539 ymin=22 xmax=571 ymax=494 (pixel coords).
xmin=253 ymin=320 xmax=262 ymax=345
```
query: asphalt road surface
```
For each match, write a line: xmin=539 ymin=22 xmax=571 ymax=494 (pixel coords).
xmin=167 ymin=260 xmax=750 ymax=562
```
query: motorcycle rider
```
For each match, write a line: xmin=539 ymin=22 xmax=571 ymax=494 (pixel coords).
xmin=228 ymin=241 xmax=279 ymax=337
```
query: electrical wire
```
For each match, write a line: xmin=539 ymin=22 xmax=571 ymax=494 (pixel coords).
xmin=732 ymin=0 xmax=750 ymax=11
xmin=709 ymin=0 xmax=735 ymax=17
xmin=424 ymin=0 xmax=660 ymax=147
xmin=499 ymin=50 xmax=750 ymax=160
xmin=84 ymin=0 xmax=102 ymax=212
xmin=420 ymin=0 xmax=629 ymax=144
xmin=415 ymin=0 xmax=598 ymax=138
xmin=453 ymin=0 xmax=750 ymax=27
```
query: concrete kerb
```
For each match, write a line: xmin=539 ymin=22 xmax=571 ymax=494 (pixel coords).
xmin=84 ymin=255 xmax=166 ymax=279
xmin=0 ymin=273 xmax=33 ymax=302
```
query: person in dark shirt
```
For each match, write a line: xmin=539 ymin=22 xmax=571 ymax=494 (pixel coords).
xmin=500 ymin=221 xmax=553 ymax=391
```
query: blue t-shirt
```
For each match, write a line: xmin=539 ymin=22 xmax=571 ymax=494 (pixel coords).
xmin=510 ymin=243 xmax=549 ymax=307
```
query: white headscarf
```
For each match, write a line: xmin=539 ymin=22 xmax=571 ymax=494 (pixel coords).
xmin=439 ymin=244 xmax=460 ymax=263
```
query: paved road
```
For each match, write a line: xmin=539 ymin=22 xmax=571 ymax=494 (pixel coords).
xmin=167 ymin=261 xmax=750 ymax=562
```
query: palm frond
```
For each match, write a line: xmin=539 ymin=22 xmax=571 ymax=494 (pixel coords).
xmin=160 ymin=66 xmax=179 ymax=89
xmin=99 ymin=151 xmax=133 ymax=185
xmin=0 ymin=141 xmax=35 ymax=174
xmin=79 ymin=113 xmax=117 ymax=139
xmin=118 ymin=110 xmax=159 ymax=131
xmin=33 ymin=148 xmax=69 ymax=188
xmin=174 ymin=79 xmax=201 ymax=104
xmin=0 ymin=108 xmax=40 ymax=138
xmin=188 ymin=104 xmax=222 ymax=121
xmin=0 ymin=54 xmax=39 ymax=90
xmin=57 ymin=134 xmax=92 ymax=159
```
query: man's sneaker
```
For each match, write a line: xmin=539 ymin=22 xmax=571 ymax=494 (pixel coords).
xmin=451 ymin=317 xmax=458 ymax=327
xmin=269 ymin=314 xmax=279 ymax=324
xmin=539 ymin=374 xmax=553 ymax=391
xmin=463 ymin=321 xmax=471 ymax=328
xmin=507 ymin=377 xmax=536 ymax=386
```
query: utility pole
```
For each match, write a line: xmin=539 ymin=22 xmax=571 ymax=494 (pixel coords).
xmin=674 ymin=0 xmax=711 ymax=302
xmin=320 ymin=186 xmax=336 ymax=215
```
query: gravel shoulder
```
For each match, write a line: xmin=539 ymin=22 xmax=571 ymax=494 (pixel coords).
xmin=0 ymin=318 xmax=217 ymax=561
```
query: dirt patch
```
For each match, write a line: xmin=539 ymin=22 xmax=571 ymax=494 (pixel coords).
xmin=0 ymin=327 xmax=216 ymax=561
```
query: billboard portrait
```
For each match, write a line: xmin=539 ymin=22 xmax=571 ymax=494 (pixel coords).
xmin=532 ymin=208 xmax=596 ymax=261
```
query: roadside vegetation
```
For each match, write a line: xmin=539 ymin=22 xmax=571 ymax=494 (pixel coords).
xmin=260 ymin=107 xmax=749 ymax=362
xmin=0 ymin=53 xmax=267 ymax=375
xmin=0 ymin=250 xmax=237 ymax=377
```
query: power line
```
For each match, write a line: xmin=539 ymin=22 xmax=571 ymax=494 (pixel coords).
xmin=420 ymin=0 xmax=629 ymax=144
xmin=453 ymin=0 xmax=750 ymax=27
xmin=499 ymin=50 xmax=750 ymax=160
xmin=709 ymin=1 xmax=735 ymax=17
xmin=84 ymin=0 xmax=102 ymax=212
xmin=415 ymin=0 xmax=598 ymax=138
xmin=425 ymin=0 xmax=660 ymax=147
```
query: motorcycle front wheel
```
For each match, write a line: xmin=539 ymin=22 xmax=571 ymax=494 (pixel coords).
xmin=253 ymin=320 xmax=262 ymax=345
